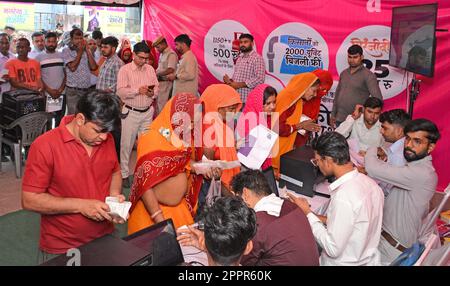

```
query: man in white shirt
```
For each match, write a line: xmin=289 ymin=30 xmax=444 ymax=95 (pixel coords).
xmin=288 ymin=131 xmax=384 ymax=266
xmin=335 ymin=97 xmax=384 ymax=153
xmin=0 ymin=32 xmax=15 ymax=162
xmin=29 ymin=32 xmax=45 ymax=59
xmin=0 ymin=33 xmax=15 ymax=102
xmin=374 ymin=109 xmax=411 ymax=196
xmin=378 ymin=109 xmax=411 ymax=167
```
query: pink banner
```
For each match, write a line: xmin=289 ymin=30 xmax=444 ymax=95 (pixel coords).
xmin=144 ymin=0 xmax=450 ymax=191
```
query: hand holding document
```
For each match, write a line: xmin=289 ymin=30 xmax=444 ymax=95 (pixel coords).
xmin=237 ymin=124 xmax=278 ymax=170
xmin=192 ymin=156 xmax=241 ymax=175
xmin=298 ymin=114 xmax=311 ymax=135
xmin=105 ymin=196 xmax=132 ymax=223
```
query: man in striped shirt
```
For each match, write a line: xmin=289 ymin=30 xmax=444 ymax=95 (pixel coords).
xmin=117 ymin=42 xmax=159 ymax=188
xmin=36 ymin=32 xmax=66 ymax=128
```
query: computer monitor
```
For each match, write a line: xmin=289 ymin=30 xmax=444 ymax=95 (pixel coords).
xmin=389 ymin=3 xmax=438 ymax=77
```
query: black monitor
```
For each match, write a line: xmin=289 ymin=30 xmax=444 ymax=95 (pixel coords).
xmin=389 ymin=3 xmax=438 ymax=77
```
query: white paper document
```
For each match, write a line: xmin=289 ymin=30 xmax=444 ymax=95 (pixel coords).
xmin=237 ymin=124 xmax=279 ymax=170
xmin=298 ymin=114 xmax=311 ymax=135
xmin=46 ymin=94 xmax=64 ymax=112
xmin=105 ymin=196 xmax=132 ymax=222
xmin=191 ymin=156 xmax=241 ymax=175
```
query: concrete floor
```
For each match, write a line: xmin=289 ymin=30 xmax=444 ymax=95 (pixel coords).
xmin=0 ymin=150 xmax=137 ymax=217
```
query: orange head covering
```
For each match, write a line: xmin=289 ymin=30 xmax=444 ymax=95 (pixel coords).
xmin=128 ymin=93 xmax=201 ymax=233
xmin=272 ymin=72 xmax=318 ymax=172
xmin=302 ymin=69 xmax=333 ymax=120
xmin=200 ymin=84 xmax=242 ymax=187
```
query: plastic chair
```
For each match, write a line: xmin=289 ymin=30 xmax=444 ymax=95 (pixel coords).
xmin=422 ymin=244 xmax=450 ymax=266
xmin=414 ymin=233 xmax=439 ymax=266
xmin=0 ymin=112 xmax=50 ymax=178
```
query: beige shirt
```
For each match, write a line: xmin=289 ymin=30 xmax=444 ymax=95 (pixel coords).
xmin=172 ymin=50 xmax=198 ymax=96
xmin=365 ymin=149 xmax=437 ymax=248
xmin=156 ymin=47 xmax=178 ymax=102
xmin=156 ymin=47 xmax=178 ymax=77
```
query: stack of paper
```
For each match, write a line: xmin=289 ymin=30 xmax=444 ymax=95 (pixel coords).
xmin=192 ymin=156 xmax=241 ymax=175
xmin=105 ymin=196 xmax=132 ymax=222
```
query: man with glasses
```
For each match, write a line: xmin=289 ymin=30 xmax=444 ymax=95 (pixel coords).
xmin=117 ymin=42 xmax=159 ymax=188
xmin=288 ymin=131 xmax=384 ymax=266
xmin=365 ymin=119 xmax=440 ymax=265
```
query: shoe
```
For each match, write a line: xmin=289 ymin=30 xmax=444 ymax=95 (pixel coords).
xmin=122 ymin=177 xmax=131 ymax=189
xmin=1 ymin=155 xmax=9 ymax=163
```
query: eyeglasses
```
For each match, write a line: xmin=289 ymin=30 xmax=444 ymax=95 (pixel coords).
xmin=136 ymin=54 xmax=150 ymax=61
xmin=310 ymin=158 xmax=319 ymax=167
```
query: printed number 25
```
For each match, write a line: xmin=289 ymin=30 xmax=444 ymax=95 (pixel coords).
xmin=363 ymin=59 xmax=389 ymax=78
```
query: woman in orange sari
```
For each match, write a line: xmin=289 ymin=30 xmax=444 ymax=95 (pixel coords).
xmin=296 ymin=69 xmax=333 ymax=147
xmin=127 ymin=93 xmax=203 ymax=234
xmin=272 ymin=72 xmax=321 ymax=174
xmin=200 ymin=84 xmax=242 ymax=193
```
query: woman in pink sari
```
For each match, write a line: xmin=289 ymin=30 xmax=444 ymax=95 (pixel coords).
xmin=236 ymin=84 xmax=278 ymax=194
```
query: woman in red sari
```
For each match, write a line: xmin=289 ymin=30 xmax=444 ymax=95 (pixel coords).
xmin=119 ymin=47 xmax=133 ymax=64
xmin=296 ymin=69 xmax=333 ymax=146
xmin=127 ymin=93 xmax=203 ymax=234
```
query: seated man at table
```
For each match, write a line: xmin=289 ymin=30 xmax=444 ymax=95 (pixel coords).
xmin=22 ymin=91 xmax=126 ymax=264
xmin=288 ymin=131 xmax=384 ymax=266
xmin=335 ymin=97 xmax=384 ymax=155
xmin=177 ymin=196 xmax=257 ymax=266
xmin=365 ymin=119 xmax=440 ymax=265
xmin=231 ymin=170 xmax=319 ymax=266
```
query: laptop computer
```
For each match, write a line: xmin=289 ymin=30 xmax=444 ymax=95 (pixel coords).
xmin=41 ymin=219 xmax=184 ymax=266
xmin=40 ymin=234 xmax=150 ymax=266
xmin=123 ymin=219 xmax=184 ymax=266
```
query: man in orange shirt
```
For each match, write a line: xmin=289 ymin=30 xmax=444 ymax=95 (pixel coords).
xmin=5 ymin=38 xmax=43 ymax=93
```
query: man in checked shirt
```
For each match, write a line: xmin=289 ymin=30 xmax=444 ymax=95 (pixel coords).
xmin=96 ymin=36 xmax=124 ymax=161
xmin=223 ymin=33 xmax=265 ymax=106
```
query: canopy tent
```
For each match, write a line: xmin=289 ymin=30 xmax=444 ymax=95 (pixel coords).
xmin=2 ymin=0 xmax=140 ymax=7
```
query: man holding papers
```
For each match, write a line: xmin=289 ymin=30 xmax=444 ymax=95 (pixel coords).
xmin=22 ymin=92 xmax=126 ymax=263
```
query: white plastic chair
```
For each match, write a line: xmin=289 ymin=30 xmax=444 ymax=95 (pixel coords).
xmin=414 ymin=233 xmax=439 ymax=266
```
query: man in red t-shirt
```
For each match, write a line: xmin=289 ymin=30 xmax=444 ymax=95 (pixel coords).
xmin=22 ymin=91 xmax=125 ymax=263
xmin=5 ymin=38 xmax=43 ymax=92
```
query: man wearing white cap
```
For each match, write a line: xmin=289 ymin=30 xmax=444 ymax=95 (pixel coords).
xmin=153 ymin=36 xmax=178 ymax=113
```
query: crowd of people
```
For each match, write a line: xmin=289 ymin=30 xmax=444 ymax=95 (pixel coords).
xmin=0 ymin=25 xmax=442 ymax=266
